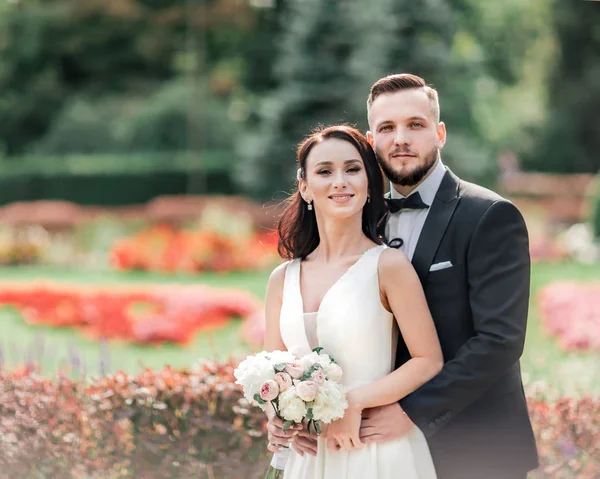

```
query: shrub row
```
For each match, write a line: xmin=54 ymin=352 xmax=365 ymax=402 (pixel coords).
xmin=0 ymin=362 xmax=598 ymax=478
xmin=0 ymin=151 xmax=234 ymax=206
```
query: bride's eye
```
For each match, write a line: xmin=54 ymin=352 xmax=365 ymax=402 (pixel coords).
xmin=317 ymin=169 xmax=331 ymax=175
xmin=347 ymin=167 xmax=361 ymax=173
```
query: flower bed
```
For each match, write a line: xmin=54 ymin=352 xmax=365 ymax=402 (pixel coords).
xmin=538 ymin=282 xmax=600 ymax=351
xmin=0 ymin=283 xmax=261 ymax=345
xmin=0 ymin=362 xmax=597 ymax=479
xmin=111 ymin=225 xmax=278 ymax=274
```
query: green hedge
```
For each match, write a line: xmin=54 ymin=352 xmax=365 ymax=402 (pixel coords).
xmin=0 ymin=151 xmax=235 ymax=205
xmin=593 ymin=170 xmax=600 ymax=239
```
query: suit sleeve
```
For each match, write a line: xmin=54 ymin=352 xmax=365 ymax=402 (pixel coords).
xmin=399 ymin=199 xmax=530 ymax=437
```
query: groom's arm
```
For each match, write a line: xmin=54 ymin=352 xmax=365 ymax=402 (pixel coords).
xmin=399 ymin=199 xmax=530 ymax=438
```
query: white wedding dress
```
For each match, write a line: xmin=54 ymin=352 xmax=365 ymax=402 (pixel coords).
xmin=279 ymin=245 xmax=437 ymax=479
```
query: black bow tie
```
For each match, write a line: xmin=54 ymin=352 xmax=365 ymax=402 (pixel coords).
xmin=385 ymin=192 xmax=429 ymax=213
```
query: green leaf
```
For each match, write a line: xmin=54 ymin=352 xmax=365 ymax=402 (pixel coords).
xmin=274 ymin=363 xmax=286 ymax=372
xmin=253 ymin=393 xmax=266 ymax=405
xmin=306 ymin=408 xmax=314 ymax=420
xmin=315 ymin=421 xmax=322 ymax=435
xmin=312 ymin=347 xmax=324 ymax=354
xmin=282 ymin=420 xmax=293 ymax=432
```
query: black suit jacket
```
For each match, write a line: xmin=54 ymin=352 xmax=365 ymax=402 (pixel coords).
xmin=382 ymin=169 xmax=538 ymax=479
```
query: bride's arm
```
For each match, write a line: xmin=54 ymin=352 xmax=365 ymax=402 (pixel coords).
xmin=263 ymin=263 xmax=303 ymax=452
xmin=264 ymin=262 xmax=287 ymax=353
xmin=347 ymin=248 xmax=443 ymax=411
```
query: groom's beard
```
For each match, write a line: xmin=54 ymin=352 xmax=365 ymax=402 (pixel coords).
xmin=378 ymin=147 xmax=439 ymax=187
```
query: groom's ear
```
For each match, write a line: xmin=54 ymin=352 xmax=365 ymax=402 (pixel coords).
xmin=435 ymin=122 xmax=447 ymax=149
xmin=366 ymin=131 xmax=374 ymax=147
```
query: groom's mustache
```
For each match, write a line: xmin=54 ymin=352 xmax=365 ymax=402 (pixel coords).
xmin=389 ymin=147 xmax=418 ymax=157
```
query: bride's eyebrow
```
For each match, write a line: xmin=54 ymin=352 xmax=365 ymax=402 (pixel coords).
xmin=314 ymin=159 xmax=361 ymax=167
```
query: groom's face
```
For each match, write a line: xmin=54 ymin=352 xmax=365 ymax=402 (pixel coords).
xmin=367 ymin=89 xmax=446 ymax=187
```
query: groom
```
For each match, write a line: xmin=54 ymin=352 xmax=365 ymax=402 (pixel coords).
xmin=292 ymin=74 xmax=539 ymax=479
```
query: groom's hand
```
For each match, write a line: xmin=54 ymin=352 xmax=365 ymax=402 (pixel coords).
xmin=360 ymin=403 xmax=415 ymax=443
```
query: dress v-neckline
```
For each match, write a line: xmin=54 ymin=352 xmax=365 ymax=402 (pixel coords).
xmin=297 ymin=245 xmax=381 ymax=317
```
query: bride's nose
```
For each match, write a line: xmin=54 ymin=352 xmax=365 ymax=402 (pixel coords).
xmin=332 ymin=170 xmax=347 ymax=189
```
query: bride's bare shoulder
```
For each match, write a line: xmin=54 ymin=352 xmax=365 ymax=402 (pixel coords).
xmin=378 ymin=247 xmax=412 ymax=277
xmin=267 ymin=260 xmax=293 ymax=295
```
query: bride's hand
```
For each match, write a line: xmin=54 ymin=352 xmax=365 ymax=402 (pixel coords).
xmin=325 ymin=404 xmax=363 ymax=451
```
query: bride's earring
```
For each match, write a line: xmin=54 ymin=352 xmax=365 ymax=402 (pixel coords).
xmin=307 ymin=200 xmax=313 ymax=211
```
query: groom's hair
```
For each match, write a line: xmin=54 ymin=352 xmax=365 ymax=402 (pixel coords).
xmin=367 ymin=74 xmax=440 ymax=123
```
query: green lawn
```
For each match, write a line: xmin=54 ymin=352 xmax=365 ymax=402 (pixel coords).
xmin=0 ymin=262 xmax=598 ymax=395
xmin=522 ymin=261 xmax=600 ymax=396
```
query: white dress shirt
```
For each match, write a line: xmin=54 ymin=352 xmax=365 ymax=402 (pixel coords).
xmin=385 ymin=159 xmax=447 ymax=260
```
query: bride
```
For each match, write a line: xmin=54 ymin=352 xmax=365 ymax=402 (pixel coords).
xmin=263 ymin=124 xmax=442 ymax=478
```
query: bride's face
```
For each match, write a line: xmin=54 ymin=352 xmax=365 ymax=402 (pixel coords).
xmin=300 ymin=138 xmax=369 ymax=221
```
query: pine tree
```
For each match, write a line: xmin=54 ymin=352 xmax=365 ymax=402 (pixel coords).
xmin=527 ymin=0 xmax=600 ymax=174
xmin=238 ymin=0 xmax=360 ymax=199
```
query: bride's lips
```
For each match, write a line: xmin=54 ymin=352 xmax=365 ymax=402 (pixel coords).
xmin=328 ymin=193 xmax=355 ymax=203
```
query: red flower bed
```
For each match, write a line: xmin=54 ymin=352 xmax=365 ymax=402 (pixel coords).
xmin=538 ymin=282 xmax=600 ymax=351
xmin=111 ymin=225 xmax=278 ymax=274
xmin=0 ymin=364 xmax=598 ymax=478
xmin=0 ymin=283 xmax=261 ymax=345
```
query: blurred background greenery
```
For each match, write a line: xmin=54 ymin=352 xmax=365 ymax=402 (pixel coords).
xmin=0 ymin=0 xmax=597 ymax=200
xmin=0 ymin=0 xmax=598 ymax=396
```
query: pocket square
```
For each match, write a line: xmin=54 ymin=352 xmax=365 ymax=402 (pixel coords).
xmin=429 ymin=261 xmax=453 ymax=272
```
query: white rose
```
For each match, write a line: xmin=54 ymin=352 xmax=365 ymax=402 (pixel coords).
xmin=268 ymin=350 xmax=297 ymax=365
xmin=312 ymin=381 xmax=347 ymax=424
xmin=299 ymin=351 xmax=332 ymax=371
xmin=284 ymin=361 xmax=304 ymax=379
xmin=274 ymin=372 xmax=293 ymax=392
xmin=311 ymin=370 xmax=326 ymax=386
xmin=295 ymin=380 xmax=318 ymax=402
xmin=325 ymin=363 xmax=343 ymax=382
xmin=278 ymin=386 xmax=308 ymax=423
xmin=234 ymin=354 xmax=276 ymax=405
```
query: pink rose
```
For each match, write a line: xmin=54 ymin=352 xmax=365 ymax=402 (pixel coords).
xmin=274 ymin=372 xmax=293 ymax=392
xmin=325 ymin=363 xmax=343 ymax=382
xmin=296 ymin=380 xmax=318 ymax=402
xmin=311 ymin=370 xmax=326 ymax=386
xmin=260 ymin=379 xmax=280 ymax=402
xmin=285 ymin=361 xmax=304 ymax=379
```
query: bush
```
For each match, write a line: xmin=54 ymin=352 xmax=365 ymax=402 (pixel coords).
xmin=592 ymin=170 xmax=600 ymax=240
xmin=0 ymin=362 xmax=270 ymax=479
xmin=0 ymin=362 xmax=598 ymax=478
xmin=31 ymin=80 xmax=241 ymax=155
xmin=0 ymin=151 xmax=235 ymax=205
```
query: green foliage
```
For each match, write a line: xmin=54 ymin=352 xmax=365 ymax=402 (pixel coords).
xmin=0 ymin=0 xmax=258 ymax=156
xmin=237 ymin=0 xmax=360 ymax=199
xmin=0 ymin=151 xmax=234 ymax=205
xmin=31 ymin=79 xmax=240 ymax=154
xmin=592 ymin=171 xmax=600 ymax=240
xmin=525 ymin=1 xmax=600 ymax=174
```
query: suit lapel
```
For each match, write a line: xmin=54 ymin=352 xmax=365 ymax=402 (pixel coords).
xmin=411 ymin=169 xmax=460 ymax=285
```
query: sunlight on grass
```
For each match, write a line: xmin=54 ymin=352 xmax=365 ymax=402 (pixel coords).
xmin=0 ymin=262 xmax=599 ymax=397
xmin=522 ymin=261 xmax=600 ymax=396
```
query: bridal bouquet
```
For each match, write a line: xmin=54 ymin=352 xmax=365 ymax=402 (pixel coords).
xmin=234 ymin=348 xmax=347 ymax=478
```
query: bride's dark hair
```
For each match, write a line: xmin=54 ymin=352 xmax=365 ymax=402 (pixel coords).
xmin=277 ymin=124 xmax=386 ymax=260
